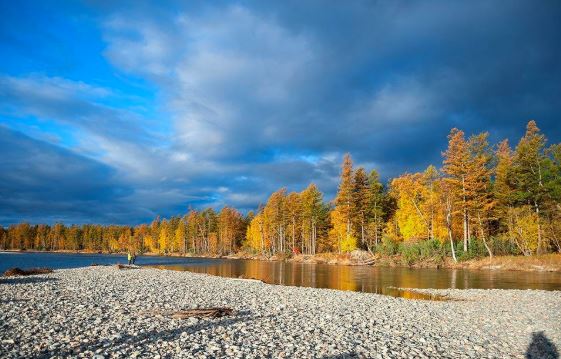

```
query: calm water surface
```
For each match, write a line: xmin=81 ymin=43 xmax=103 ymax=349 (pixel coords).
xmin=2 ymin=252 xmax=561 ymax=298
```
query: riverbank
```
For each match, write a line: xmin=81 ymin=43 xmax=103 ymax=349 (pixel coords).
xmin=1 ymin=267 xmax=560 ymax=358
xmin=3 ymin=249 xmax=561 ymax=272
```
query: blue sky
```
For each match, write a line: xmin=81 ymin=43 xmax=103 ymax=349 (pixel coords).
xmin=1 ymin=0 xmax=560 ymax=225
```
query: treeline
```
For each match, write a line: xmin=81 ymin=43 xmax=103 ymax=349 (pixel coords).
xmin=1 ymin=121 xmax=560 ymax=261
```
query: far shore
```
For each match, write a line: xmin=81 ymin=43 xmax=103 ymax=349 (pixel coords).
xmin=3 ymin=248 xmax=560 ymax=272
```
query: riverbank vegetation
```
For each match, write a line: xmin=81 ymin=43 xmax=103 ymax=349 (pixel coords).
xmin=2 ymin=121 xmax=560 ymax=267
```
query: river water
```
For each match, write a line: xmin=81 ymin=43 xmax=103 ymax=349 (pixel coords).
xmin=2 ymin=251 xmax=560 ymax=298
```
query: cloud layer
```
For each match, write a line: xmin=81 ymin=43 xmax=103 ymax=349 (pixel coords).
xmin=1 ymin=1 xmax=560 ymax=224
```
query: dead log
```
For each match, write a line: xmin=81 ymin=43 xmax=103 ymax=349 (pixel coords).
xmin=3 ymin=267 xmax=53 ymax=277
xmin=142 ymin=307 xmax=234 ymax=319
xmin=114 ymin=264 xmax=140 ymax=270
xmin=171 ymin=308 xmax=233 ymax=319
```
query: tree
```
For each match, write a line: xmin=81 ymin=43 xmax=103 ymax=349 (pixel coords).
xmin=285 ymin=192 xmax=302 ymax=252
xmin=300 ymin=183 xmax=324 ymax=255
xmin=390 ymin=173 xmax=430 ymax=240
xmin=367 ymin=169 xmax=386 ymax=248
xmin=263 ymin=188 xmax=288 ymax=254
xmin=335 ymin=154 xmax=354 ymax=239
xmin=511 ymin=121 xmax=548 ymax=254
xmin=352 ymin=167 xmax=370 ymax=247
xmin=442 ymin=128 xmax=471 ymax=251
xmin=175 ymin=218 xmax=187 ymax=254
xmin=467 ymin=132 xmax=494 ymax=258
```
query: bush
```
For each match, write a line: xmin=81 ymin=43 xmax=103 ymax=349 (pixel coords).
xmin=378 ymin=237 xmax=400 ymax=256
xmin=399 ymin=239 xmax=446 ymax=266
xmin=455 ymin=237 xmax=521 ymax=261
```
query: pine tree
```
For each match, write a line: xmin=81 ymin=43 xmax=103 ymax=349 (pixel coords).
xmin=512 ymin=121 xmax=548 ymax=254
xmin=443 ymin=128 xmax=471 ymax=251
xmin=352 ymin=167 xmax=370 ymax=247
xmin=335 ymin=154 xmax=354 ymax=238
xmin=367 ymin=170 xmax=385 ymax=248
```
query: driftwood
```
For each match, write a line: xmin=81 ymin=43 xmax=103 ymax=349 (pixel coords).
xmin=3 ymin=267 xmax=53 ymax=277
xmin=142 ymin=307 xmax=234 ymax=319
xmin=114 ymin=264 xmax=141 ymax=270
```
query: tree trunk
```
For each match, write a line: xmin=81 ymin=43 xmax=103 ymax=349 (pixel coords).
xmin=477 ymin=212 xmax=493 ymax=259
xmin=534 ymin=201 xmax=542 ymax=255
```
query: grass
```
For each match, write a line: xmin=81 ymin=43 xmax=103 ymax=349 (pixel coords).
xmin=461 ymin=254 xmax=561 ymax=271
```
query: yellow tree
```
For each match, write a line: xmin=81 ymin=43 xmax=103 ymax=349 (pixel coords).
xmin=512 ymin=120 xmax=548 ymax=254
xmin=218 ymin=207 xmax=243 ymax=254
xmin=263 ymin=188 xmax=288 ymax=254
xmin=367 ymin=169 xmax=385 ymax=248
xmin=300 ymin=183 xmax=324 ymax=255
xmin=443 ymin=128 xmax=471 ymax=251
xmin=175 ymin=218 xmax=187 ymax=254
xmin=285 ymin=192 xmax=302 ymax=252
xmin=468 ymin=132 xmax=494 ymax=258
xmin=390 ymin=173 xmax=430 ymax=240
xmin=352 ymin=167 xmax=370 ymax=247
xmin=246 ymin=212 xmax=265 ymax=253
xmin=334 ymin=154 xmax=354 ymax=240
xmin=158 ymin=219 xmax=170 ymax=254
xmin=329 ymin=206 xmax=357 ymax=253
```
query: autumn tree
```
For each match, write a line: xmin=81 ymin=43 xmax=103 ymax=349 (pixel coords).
xmin=442 ymin=128 xmax=471 ymax=251
xmin=511 ymin=121 xmax=549 ymax=254
xmin=367 ymin=169 xmax=386 ymax=248
xmin=300 ymin=183 xmax=325 ymax=255
xmin=352 ymin=167 xmax=370 ymax=247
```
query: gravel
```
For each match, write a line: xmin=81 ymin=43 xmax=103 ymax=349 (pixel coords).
xmin=1 ymin=266 xmax=560 ymax=358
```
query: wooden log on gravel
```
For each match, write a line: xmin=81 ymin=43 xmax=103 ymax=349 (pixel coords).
xmin=3 ymin=267 xmax=53 ymax=277
xmin=142 ymin=307 xmax=234 ymax=319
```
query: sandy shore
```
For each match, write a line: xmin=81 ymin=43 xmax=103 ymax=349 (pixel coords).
xmin=1 ymin=267 xmax=560 ymax=358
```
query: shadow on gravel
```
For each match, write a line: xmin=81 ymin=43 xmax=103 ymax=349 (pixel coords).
xmin=43 ymin=309 xmax=257 ymax=358
xmin=0 ymin=277 xmax=58 ymax=285
xmin=526 ymin=331 xmax=559 ymax=359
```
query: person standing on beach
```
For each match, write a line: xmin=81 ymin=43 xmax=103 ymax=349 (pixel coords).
xmin=132 ymin=252 xmax=137 ymax=265
xmin=127 ymin=252 xmax=132 ymax=265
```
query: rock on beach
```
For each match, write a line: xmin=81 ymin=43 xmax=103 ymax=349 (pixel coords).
xmin=1 ymin=267 xmax=560 ymax=358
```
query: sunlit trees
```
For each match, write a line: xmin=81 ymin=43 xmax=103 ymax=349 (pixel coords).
xmin=285 ymin=192 xmax=302 ymax=252
xmin=218 ymin=207 xmax=244 ymax=254
xmin=390 ymin=173 xmax=430 ymax=241
xmin=352 ymin=167 xmax=370 ymax=247
xmin=2 ymin=120 xmax=560 ymax=261
xmin=511 ymin=121 xmax=549 ymax=254
xmin=300 ymin=183 xmax=325 ymax=254
xmin=442 ymin=128 xmax=471 ymax=251
xmin=336 ymin=154 xmax=354 ymax=239
xmin=467 ymin=132 xmax=494 ymax=258
xmin=367 ymin=170 xmax=386 ymax=248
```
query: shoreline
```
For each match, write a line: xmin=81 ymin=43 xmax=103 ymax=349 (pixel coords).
xmin=3 ymin=249 xmax=561 ymax=272
xmin=1 ymin=266 xmax=560 ymax=358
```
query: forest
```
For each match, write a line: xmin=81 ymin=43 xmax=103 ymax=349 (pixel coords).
xmin=2 ymin=121 xmax=560 ymax=264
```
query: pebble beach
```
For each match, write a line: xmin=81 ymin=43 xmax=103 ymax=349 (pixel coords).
xmin=1 ymin=266 xmax=560 ymax=358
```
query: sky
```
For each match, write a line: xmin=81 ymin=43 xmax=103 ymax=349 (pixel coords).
xmin=1 ymin=0 xmax=560 ymax=225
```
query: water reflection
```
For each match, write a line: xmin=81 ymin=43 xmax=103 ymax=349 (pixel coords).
xmin=151 ymin=259 xmax=561 ymax=298
xmin=3 ymin=252 xmax=560 ymax=299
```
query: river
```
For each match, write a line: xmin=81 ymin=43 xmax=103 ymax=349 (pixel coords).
xmin=2 ymin=251 xmax=560 ymax=299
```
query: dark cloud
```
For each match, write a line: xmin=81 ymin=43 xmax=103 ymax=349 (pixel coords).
xmin=0 ymin=126 xmax=132 ymax=224
xmin=0 ymin=0 xmax=560 ymax=224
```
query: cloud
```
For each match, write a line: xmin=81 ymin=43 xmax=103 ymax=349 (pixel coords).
xmin=1 ymin=0 xmax=560 ymax=224
xmin=0 ymin=126 xmax=132 ymax=224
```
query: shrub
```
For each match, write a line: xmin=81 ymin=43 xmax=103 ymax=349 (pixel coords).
xmin=378 ymin=237 xmax=400 ymax=256
xmin=399 ymin=239 xmax=446 ymax=265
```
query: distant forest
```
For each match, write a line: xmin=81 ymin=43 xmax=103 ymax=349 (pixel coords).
xmin=2 ymin=121 xmax=560 ymax=262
